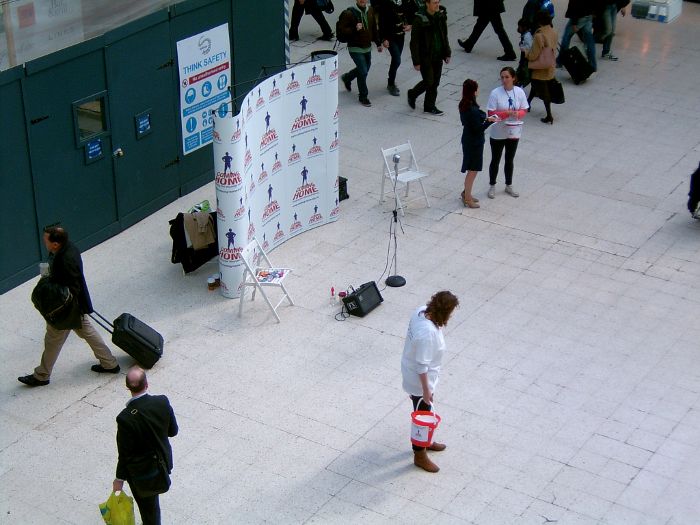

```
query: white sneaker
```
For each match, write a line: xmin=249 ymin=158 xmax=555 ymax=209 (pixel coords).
xmin=505 ymin=185 xmax=519 ymax=198
xmin=487 ymin=185 xmax=496 ymax=199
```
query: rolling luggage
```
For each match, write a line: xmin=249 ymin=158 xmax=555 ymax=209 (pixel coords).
xmin=90 ymin=311 xmax=163 ymax=368
xmin=560 ymin=46 xmax=594 ymax=85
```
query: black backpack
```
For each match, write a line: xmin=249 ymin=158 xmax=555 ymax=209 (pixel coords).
xmin=336 ymin=7 xmax=360 ymax=43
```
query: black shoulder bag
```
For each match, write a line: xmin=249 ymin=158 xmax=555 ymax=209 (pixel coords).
xmin=125 ymin=408 xmax=171 ymax=498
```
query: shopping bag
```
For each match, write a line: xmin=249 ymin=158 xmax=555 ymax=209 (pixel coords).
xmin=99 ymin=491 xmax=135 ymax=525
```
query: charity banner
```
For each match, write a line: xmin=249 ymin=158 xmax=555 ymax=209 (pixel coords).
xmin=177 ymin=23 xmax=231 ymax=155
xmin=212 ymin=54 xmax=339 ymax=298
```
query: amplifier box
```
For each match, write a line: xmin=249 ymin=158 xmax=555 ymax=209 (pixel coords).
xmin=342 ymin=281 xmax=383 ymax=317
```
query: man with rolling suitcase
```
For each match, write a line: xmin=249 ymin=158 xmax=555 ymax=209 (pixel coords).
xmin=556 ymin=0 xmax=597 ymax=80
xmin=19 ymin=226 xmax=120 ymax=387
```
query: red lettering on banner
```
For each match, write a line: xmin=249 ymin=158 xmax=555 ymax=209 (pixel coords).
xmin=213 ymin=130 xmax=222 ymax=143
xmin=274 ymin=229 xmax=285 ymax=241
xmin=215 ymin=171 xmax=242 ymax=186
xmin=330 ymin=138 xmax=339 ymax=150
xmin=262 ymin=240 xmax=270 ymax=252
xmin=258 ymin=170 xmax=269 ymax=184
xmin=260 ymin=129 xmax=278 ymax=149
xmin=330 ymin=206 xmax=340 ymax=217
xmin=234 ymin=206 xmax=246 ymax=218
xmin=219 ymin=247 xmax=243 ymax=261
xmin=244 ymin=150 xmax=252 ymax=167
xmin=247 ymin=223 xmax=256 ymax=241
xmin=308 ymin=213 xmax=323 ymax=225
xmin=293 ymin=183 xmax=319 ymax=201
xmin=256 ymin=97 xmax=265 ymax=109
xmin=286 ymin=80 xmax=300 ymax=92
xmin=188 ymin=62 xmax=229 ymax=84
xmin=269 ymin=88 xmax=281 ymax=99
xmin=272 ymin=160 xmax=283 ymax=173
xmin=291 ymin=113 xmax=318 ymax=132
xmin=217 ymin=208 xmax=226 ymax=220
xmin=289 ymin=220 xmax=303 ymax=233
xmin=307 ymin=145 xmax=323 ymax=156
xmin=232 ymin=129 xmax=241 ymax=142
xmin=262 ymin=201 xmax=281 ymax=220
xmin=307 ymin=74 xmax=322 ymax=85
xmin=288 ymin=152 xmax=301 ymax=164
xmin=329 ymin=69 xmax=339 ymax=80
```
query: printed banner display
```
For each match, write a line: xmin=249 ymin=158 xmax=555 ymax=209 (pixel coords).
xmin=213 ymin=56 xmax=340 ymax=298
xmin=177 ymin=23 xmax=231 ymax=155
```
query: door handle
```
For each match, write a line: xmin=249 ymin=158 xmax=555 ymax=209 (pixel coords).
xmin=112 ymin=148 xmax=124 ymax=158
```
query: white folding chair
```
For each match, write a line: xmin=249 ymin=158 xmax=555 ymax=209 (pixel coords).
xmin=380 ymin=142 xmax=431 ymax=216
xmin=238 ymin=239 xmax=294 ymax=323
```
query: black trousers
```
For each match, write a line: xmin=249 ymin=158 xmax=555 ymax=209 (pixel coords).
xmin=489 ymin=138 xmax=519 ymax=186
xmin=410 ymin=59 xmax=443 ymax=111
xmin=134 ymin=493 xmax=161 ymax=525
xmin=410 ymin=396 xmax=433 ymax=451
xmin=464 ymin=14 xmax=515 ymax=56
xmin=290 ymin=0 xmax=332 ymax=39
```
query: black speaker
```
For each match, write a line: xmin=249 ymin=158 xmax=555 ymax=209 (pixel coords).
xmin=342 ymin=281 xmax=383 ymax=317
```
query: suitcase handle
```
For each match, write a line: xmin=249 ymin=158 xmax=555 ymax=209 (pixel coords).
xmin=89 ymin=310 xmax=114 ymax=334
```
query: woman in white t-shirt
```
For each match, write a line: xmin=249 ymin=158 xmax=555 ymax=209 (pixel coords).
xmin=486 ymin=66 xmax=529 ymax=199
xmin=401 ymin=290 xmax=459 ymax=473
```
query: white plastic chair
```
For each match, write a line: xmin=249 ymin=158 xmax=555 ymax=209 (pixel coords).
xmin=380 ymin=142 xmax=431 ymax=216
xmin=238 ymin=239 xmax=293 ymax=323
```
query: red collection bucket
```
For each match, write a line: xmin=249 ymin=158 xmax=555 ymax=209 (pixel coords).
xmin=410 ymin=409 xmax=441 ymax=447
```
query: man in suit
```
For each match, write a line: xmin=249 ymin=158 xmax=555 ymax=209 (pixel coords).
xmin=113 ymin=367 xmax=178 ymax=525
xmin=457 ymin=0 xmax=517 ymax=61
xmin=18 ymin=225 xmax=120 ymax=387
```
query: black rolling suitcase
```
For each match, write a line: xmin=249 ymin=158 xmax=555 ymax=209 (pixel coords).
xmin=90 ymin=311 xmax=163 ymax=368
xmin=561 ymin=46 xmax=594 ymax=85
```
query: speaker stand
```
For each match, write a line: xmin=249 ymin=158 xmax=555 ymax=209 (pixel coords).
xmin=386 ymin=274 xmax=406 ymax=287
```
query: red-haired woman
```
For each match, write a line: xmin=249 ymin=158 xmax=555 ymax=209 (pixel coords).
xmin=401 ymin=290 xmax=459 ymax=473
xmin=459 ymin=79 xmax=498 ymax=208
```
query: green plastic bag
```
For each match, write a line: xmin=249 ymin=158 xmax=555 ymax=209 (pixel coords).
xmin=99 ymin=491 xmax=135 ymax=525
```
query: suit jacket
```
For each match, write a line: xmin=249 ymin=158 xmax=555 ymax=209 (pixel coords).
xmin=116 ymin=394 xmax=178 ymax=481
xmin=48 ymin=241 xmax=92 ymax=314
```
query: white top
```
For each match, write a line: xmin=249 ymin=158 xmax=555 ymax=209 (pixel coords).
xmin=487 ymin=85 xmax=529 ymax=140
xmin=519 ymin=31 xmax=533 ymax=52
xmin=401 ymin=306 xmax=445 ymax=397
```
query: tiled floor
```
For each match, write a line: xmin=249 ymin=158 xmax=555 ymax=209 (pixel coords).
xmin=2 ymin=1 xmax=700 ymax=523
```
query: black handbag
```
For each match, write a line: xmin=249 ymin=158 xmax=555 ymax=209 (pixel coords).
xmin=31 ymin=277 xmax=82 ymax=330
xmin=316 ymin=0 xmax=334 ymax=14
xmin=549 ymin=78 xmax=565 ymax=104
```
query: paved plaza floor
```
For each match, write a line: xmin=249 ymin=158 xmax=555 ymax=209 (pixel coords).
xmin=2 ymin=1 xmax=700 ymax=523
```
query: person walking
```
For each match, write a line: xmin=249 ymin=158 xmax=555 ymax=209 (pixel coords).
xmin=338 ymin=0 xmax=381 ymax=107
xmin=374 ymin=0 xmax=417 ymax=97
xmin=457 ymin=0 xmax=517 ymax=61
xmin=18 ymin=225 xmax=120 ymax=387
xmin=407 ymin=0 xmax=451 ymax=115
xmin=113 ymin=367 xmax=178 ymax=525
xmin=556 ymin=0 xmax=597 ymax=72
xmin=401 ymin=291 xmax=459 ymax=473
xmin=598 ymin=0 xmax=630 ymax=61
xmin=486 ymin=67 xmax=529 ymax=199
xmin=289 ymin=0 xmax=334 ymax=42
xmin=526 ymin=11 xmax=558 ymax=124
xmin=459 ymin=79 xmax=498 ymax=208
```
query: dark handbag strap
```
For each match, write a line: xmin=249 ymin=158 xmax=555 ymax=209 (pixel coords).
xmin=130 ymin=407 xmax=168 ymax=466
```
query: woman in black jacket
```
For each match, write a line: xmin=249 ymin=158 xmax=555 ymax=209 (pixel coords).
xmin=459 ymin=79 xmax=497 ymax=208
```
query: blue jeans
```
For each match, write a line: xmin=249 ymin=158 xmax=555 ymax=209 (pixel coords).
xmin=600 ymin=4 xmax=617 ymax=56
xmin=387 ymin=37 xmax=404 ymax=87
xmin=557 ymin=16 xmax=597 ymax=72
xmin=346 ymin=51 xmax=371 ymax=100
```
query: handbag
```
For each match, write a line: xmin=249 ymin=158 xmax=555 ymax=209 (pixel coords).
xmin=528 ymin=45 xmax=555 ymax=70
xmin=549 ymin=78 xmax=565 ymax=104
xmin=31 ymin=277 xmax=82 ymax=330
xmin=315 ymin=0 xmax=334 ymax=14
xmin=125 ymin=408 xmax=171 ymax=498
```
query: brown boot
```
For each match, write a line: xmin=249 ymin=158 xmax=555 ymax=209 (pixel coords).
xmin=413 ymin=449 xmax=440 ymax=472
xmin=428 ymin=442 xmax=446 ymax=451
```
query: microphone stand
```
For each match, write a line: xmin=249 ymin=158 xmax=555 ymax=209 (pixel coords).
xmin=386 ymin=154 xmax=406 ymax=287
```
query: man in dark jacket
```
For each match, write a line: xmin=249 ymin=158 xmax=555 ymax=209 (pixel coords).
xmin=407 ymin=0 xmax=451 ymax=115
xmin=113 ymin=367 xmax=178 ymax=525
xmin=597 ymin=0 xmax=629 ymax=61
xmin=457 ymin=0 xmax=517 ymax=61
xmin=338 ymin=0 xmax=381 ymax=107
xmin=374 ymin=0 xmax=417 ymax=96
xmin=289 ymin=0 xmax=334 ymax=42
xmin=18 ymin=226 xmax=120 ymax=387
xmin=556 ymin=0 xmax=597 ymax=71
